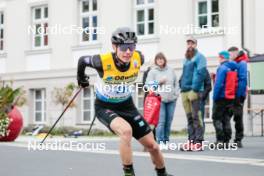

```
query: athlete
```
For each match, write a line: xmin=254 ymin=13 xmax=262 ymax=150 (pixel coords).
xmin=77 ymin=27 xmax=173 ymax=176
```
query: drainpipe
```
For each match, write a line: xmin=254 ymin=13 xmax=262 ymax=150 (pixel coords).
xmin=241 ymin=0 xmax=250 ymax=56
xmin=241 ymin=0 xmax=253 ymax=135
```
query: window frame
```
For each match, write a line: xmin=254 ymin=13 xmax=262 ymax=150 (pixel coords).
xmin=79 ymin=0 xmax=99 ymax=45
xmin=33 ymin=89 xmax=46 ymax=124
xmin=196 ymin=0 xmax=220 ymax=29
xmin=81 ymin=86 xmax=94 ymax=123
xmin=134 ymin=0 xmax=155 ymax=38
xmin=31 ymin=5 xmax=49 ymax=49
xmin=133 ymin=83 xmax=145 ymax=115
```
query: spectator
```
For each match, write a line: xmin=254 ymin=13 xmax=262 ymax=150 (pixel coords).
xmin=142 ymin=66 xmax=152 ymax=100
xmin=212 ymin=51 xmax=238 ymax=148
xmin=228 ymin=47 xmax=248 ymax=148
xmin=146 ymin=52 xmax=179 ymax=145
xmin=179 ymin=36 xmax=207 ymax=151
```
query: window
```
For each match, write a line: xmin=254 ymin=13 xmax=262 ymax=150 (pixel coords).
xmin=32 ymin=6 xmax=48 ymax=48
xmin=135 ymin=0 xmax=155 ymax=36
xmin=33 ymin=89 xmax=46 ymax=123
xmin=0 ymin=12 xmax=4 ymax=51
xmin=80 ymin=0 xmax=98 ymax=43
xmin=197 ymin=0 xmax=219 ymax=28
xmin=82 ymin=87 xmax=94 ymax=122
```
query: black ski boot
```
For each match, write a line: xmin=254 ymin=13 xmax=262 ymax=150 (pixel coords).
xmin=123 ymin=165 xmax=135 ymax=176
xmin=156 ymin=168 xmax=174 ymax=176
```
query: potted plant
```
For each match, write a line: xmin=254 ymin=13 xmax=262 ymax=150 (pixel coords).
xmin=0 ymin=82 xmax=26 ymax=141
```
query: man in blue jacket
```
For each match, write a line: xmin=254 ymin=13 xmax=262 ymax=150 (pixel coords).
xmin=212 ymin=51 xmax=238 ymax=148
xmin=228 ymin=47 xmax=248 ymax=148
xmin=179 ymin=36 xmax=207 ymax=151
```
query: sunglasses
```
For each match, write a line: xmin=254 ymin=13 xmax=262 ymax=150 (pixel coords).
xmin=118 ymin=44 xmax=136 ymax=52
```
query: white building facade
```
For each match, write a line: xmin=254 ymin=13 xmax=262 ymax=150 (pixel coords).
xmin=0 ymin=0 xmax=263 ymax=135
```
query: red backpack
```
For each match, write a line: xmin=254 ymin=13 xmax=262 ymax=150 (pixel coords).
xmin=143 ymin=92 xmax=161 ymax=127
xmin=225 ymin=70 xmax=238 ymax=99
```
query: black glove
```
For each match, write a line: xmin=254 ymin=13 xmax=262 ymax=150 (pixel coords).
xmin=77 ymin=74 xmax=90 ymax=88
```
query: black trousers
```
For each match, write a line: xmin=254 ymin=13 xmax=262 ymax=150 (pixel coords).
xmin=232 ymin=97 xmax=245 ymax=142
xmin=212 ymin=99 xmax=234 ymax=142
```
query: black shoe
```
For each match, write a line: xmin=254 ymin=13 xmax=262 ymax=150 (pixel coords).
xmin=210 ymin=141 xmax=224 ymax=149
xmin=234 ymin=140 xmax=243 ymax=148
xmin=222 ymin=140 xmax=229 ymax=148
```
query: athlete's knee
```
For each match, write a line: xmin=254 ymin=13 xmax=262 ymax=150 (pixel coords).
xmin=120 ymin=127 xmax=133 ymax=142
xmin=146 ymin=142 xmax=160 ymax=153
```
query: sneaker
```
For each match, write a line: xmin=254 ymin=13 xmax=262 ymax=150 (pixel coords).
xmin=180 ymin=141 xmax=193 ymax=151
xmin=191 ymin=143 xmax=204 ymax=151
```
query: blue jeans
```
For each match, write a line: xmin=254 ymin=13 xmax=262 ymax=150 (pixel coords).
xmin=156 ymin=100 xmax=176 ymax=143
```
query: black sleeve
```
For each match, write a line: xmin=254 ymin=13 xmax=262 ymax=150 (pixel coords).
xmin=137 ymin=50 xmax=145 ymax=65
xmin=142 ymin=67 xmax=151 ymax=85
xmin=77 ymin=55 xmax=104 ymax=79
xmin=178 ymin=75 xmax=182 ymax=90
xmin=202 ymin=69 xmax=212 ymax=100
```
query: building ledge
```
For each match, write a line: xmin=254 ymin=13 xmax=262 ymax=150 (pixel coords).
xmin=71 ymin=42 xmax=102 ymax=51
xmin=25 ymin=48 xmax=52 ymax=56
xmin=138 ymin=36 xmax=160 ymax=44
xmin=0 ymin=52 xmax=7 ymax=58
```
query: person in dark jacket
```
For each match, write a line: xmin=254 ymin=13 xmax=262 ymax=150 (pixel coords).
xmin=212 ymin=51 xmax=238 ymax=148
xmin=179 ymin=36 xmax=207 ymax=151
xmin=228 ymin=47 xmax=248 ymax=148
xmin=200 ymin=69 xmax=212 ymax=140
xmin=143 ymin=66 xmax=152 ymax=100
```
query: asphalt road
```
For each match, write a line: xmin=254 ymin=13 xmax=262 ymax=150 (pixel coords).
xmin=0 ymin=136 xmax=263 ymax=176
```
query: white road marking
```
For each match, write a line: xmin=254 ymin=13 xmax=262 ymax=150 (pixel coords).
xmin=1 ymin=142 xmax=264 ymax=167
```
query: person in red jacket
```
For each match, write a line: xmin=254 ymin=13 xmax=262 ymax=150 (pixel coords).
xmin=228 ymin=46 xmax=248 ymax=148
xmin=212 ymin=51 xmax=238 ymax=148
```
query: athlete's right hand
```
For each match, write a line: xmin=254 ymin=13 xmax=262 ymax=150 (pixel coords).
xmin=78 ymin=74 xmax=90 ymax=88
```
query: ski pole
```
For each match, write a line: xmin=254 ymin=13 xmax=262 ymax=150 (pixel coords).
xmin=40 ymin=87 xmax=83 ymax=144
xmin=87 ymin=114 xmax=96 ymax=136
